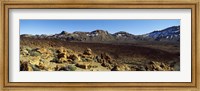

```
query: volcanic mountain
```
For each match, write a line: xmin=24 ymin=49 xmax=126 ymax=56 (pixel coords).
xmin=21 ymin=26 xmax=180 ymax=43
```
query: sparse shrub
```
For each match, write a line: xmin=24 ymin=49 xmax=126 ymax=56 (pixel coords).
xmin=86 ymin=58 xmax=93 ymax=62
xmin=32 ymin=48 xmax=40 ymax=51
xmin=31 ymin=64 xmax=41 ymax=71
xmin=49 ymin=48 xmax=56 ymax=53
xmin=50 ymin=57 xmax=59 ymax=63
xmin=25 ymin=46 xmax=32 ymax=53
xmin=93 ymin=58 xmax=97 ymax=62
xmin=80 ymin=58 xmax=93 ymax=62
xmin=81 ymin=58 xmax=87 ymax=62
xmin=68 ymin=65 xmax=77 ymax=71
xmin=96 ymin=56 xmax=101 ymax=61
xmin=40 ymin=59 xmax=45 ymax=62
xmin=67 ymin=49 xmax=73 ymax=53
xmin=55 ymin=65 xmax=77 ymax=71
xmin=53 ymin=52 xmax=58 ymax=57
xmin=30 ymin=51 xmax=41 ymax=56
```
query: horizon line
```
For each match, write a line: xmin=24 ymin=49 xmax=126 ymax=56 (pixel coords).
xmin=20 ymin=25 xmax=180 ymax=36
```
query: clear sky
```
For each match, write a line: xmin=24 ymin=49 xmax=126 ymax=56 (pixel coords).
xmin=20 ymin=19 xmax=180 ymax=35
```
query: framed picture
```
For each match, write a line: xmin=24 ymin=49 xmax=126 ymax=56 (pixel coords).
xmin=0 ymin=0 xmax=199 ymax=91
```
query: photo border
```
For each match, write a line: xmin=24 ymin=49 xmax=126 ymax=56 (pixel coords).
xmin=0 ymin=0 xmax=199 ymax=91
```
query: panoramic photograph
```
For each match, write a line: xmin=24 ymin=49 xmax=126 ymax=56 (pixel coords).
xmin=20 ymin=20 xmax=180 ymax=71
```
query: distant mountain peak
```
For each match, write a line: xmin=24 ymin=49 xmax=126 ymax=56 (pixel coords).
xmin=114 ymin=31 xmax=131 ymax=34
xmin=91 ymin=30 xmax=108 ymax=34
xmin=144 ymin=26 xmax=180 ymax=41
xmin=113 ymin=31 xmax=134 ymax=38
xmin=60 ymin=31 xmax=68 ymax=35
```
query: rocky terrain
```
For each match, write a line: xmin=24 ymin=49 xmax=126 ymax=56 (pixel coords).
xmin=20 ymin=46 xmax=128 ymax=71
xmin=20 ymin=26 xmax=180 ymax=71
xmin=20 ymin=45 xmax=176 ymax=71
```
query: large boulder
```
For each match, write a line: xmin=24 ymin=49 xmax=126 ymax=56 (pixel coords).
xmin=111 ymin=65 xmax=121 ymax=71
xmin=101 ymin=53 xmax=114 ymax=64
xmin=146 ymin=61 xmax=174 ymax=71
xmin=29 ymin=57 xmax=40 ymax=65
xmin=83 ymin=48 xmax=92 ymax=55
xmin=57 ymin=53 xmax=67 ymax=59
xmin=20 ymin=49 xmax=29 ymax=56
xmin=37 ymin=61 xmax=46 ymax=70
xmin=101 ymin=53 xmax=111 ymax=60
xmin=56 ymin=49 xmax=68 ymax=63
xmin=56 ymin=47 xmax=67 ymax=54
xmin=101 ymin=62 xmax=112 ymax=69
xmin=75 ymin=62 xmax=91 ymax=69
xmin=111 ymin=64 xmax=131 ymax=71
xmin=58 ymin=58 xmax=68 ymax=63
xmin=68 ymin=54 xmax=81 ymax=62
xmin=20 ymin=61 xmax=33 ymax=71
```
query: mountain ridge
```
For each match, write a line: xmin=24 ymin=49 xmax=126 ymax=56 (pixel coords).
xmin=21 ymin=26 xmax=180 ymax=43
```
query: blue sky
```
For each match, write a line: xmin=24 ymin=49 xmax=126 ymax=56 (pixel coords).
xmin=20 ymin=20 xmax=180 ymax=35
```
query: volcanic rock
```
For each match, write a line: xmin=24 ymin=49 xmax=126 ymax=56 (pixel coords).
xmin=75 ymin=62 xmax=90 ymax=69
xmin=83 ymin=48 xmax=92 ymax=55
